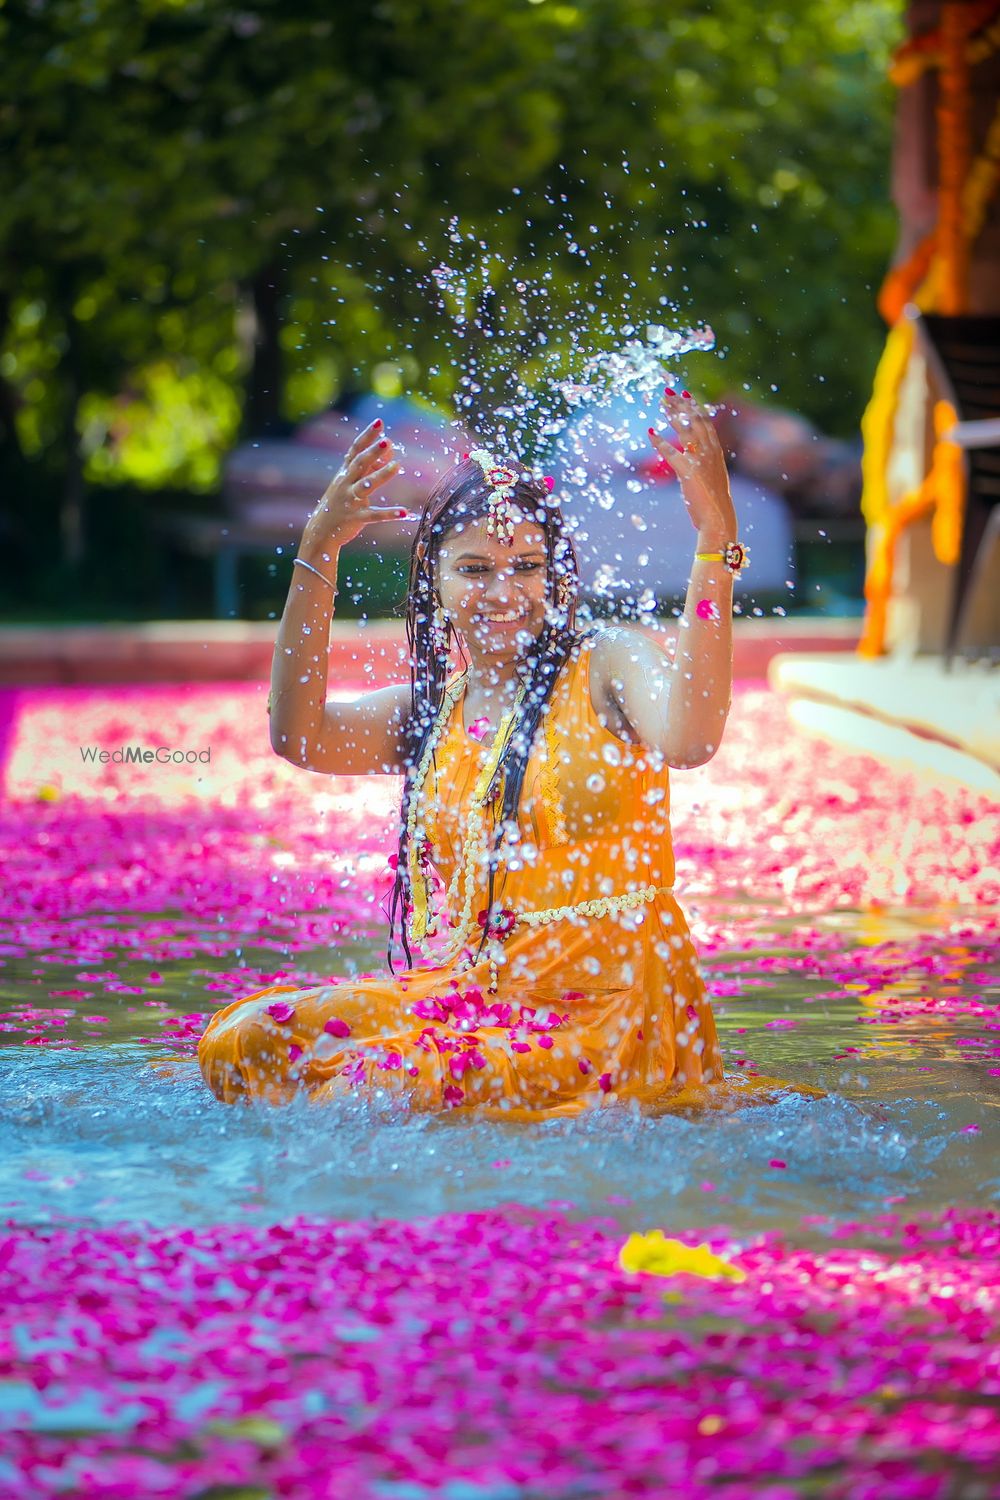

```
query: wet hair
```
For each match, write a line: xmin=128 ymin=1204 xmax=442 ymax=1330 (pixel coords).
xmin=386 ymin=456 xmax=584 ymax=970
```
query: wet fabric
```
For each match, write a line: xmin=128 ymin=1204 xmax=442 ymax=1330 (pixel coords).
xmin=199 ymin=633 xmax=822 ymax=1118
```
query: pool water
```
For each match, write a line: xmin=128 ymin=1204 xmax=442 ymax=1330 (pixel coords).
xmin=0 ymin=899 xmax=997 ymax=1241
xmin=1 ymin=680 xmax=998 ymax=1500
xmin=1 ymin=682 xmax=996 ymax=1239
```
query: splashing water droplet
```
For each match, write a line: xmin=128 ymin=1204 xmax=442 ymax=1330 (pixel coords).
xmin=555 ymin=322 xmax=716 ymax=409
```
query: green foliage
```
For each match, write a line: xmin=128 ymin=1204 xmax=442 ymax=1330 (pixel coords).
xmin=0 ymin=0 xmax=901 ymax=579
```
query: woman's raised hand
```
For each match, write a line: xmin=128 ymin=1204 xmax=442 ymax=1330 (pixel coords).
xmin=648 ymin=387 xmax=736 ymax=545
xmin=300 ymin=419 xmax=406 ymax=556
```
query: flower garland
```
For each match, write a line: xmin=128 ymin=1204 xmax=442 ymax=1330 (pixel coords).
xmin=888 ymin=0 xmax=1000 ymax=86
xmin=404 ymin=673 xmax=468 ymax=944
xmin=859 ymin=399 xmax=961 ymax=658
xmin=963 ymin=93 xmax=1000 ymax=241
xmin=936 ymin=0 xmax=975 ymax=315
xmin=859 ymin=316 xmax=918 ymax=534
xmin=517 ymin=884 xmax=672 ymax=930
xmin=404 ymin=675 xmax=677 ymax=992
xmin=860 ymin=2 xmax=1000 ymax=655
xmin=405 ymin=672 xmax=526 ymax=961
xmin=538 ymin=706 xmax=569 ymax=847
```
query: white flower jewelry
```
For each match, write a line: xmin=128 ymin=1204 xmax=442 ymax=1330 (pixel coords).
xmin=465 ymin=448 xmax=521 ymax=544
xmin=404 ymin=671 xmax=677 ymax=993
xmin=405 ymin=672 xmax=526 ymax=961
xmin=694 ymin=541 xmax=750 ymax=576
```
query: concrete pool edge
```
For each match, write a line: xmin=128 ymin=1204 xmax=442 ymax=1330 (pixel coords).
xmin=0 ymin=616 xmax=861 ymax=686
xmin=769 ymin=652 xmax=1000 ymax=794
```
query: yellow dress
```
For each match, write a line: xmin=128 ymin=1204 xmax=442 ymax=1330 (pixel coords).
xmin=199 ymin=633 xmax=821 ymax=1119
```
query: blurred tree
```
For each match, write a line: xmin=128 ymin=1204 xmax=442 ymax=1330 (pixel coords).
xmin=0 ymin=0 xmax=899 ymax=575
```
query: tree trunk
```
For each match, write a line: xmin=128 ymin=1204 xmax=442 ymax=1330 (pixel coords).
xmin=0 ymin=285 xmax=29 ymax=557
xmin=243 ymin=258 xmax=284 ymax=436
xmin=0 ymin=288 xmax=24 ymax=470
xmin=56 ymin=267 xmax=85 ymax=568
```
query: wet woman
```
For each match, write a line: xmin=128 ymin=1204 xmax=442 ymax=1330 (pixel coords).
xmin=199 ymin=387 xmax=818 ymax=1117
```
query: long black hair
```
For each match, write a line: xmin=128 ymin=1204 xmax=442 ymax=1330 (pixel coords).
xmin=386 ymin=455 xmax=585 ymax=970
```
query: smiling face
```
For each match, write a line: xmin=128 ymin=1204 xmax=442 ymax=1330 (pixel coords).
xmin=436 ymin=514 xmax=550 ymax=664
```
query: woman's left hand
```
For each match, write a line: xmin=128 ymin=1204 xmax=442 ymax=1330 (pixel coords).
xmin=648 ymin=386 xmax=736 ymax=543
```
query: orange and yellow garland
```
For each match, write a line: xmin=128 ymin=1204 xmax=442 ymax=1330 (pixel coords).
xmin=888 ymin=0 xmax=1000 ymax=86
xmin=859 ymin=0 xmax=1000 ymax=656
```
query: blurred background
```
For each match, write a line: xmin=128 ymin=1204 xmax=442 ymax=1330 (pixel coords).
xmin=0 ymin=0 xmax=995 ymax=681
xmin=0 ymin=0 xmax=905 ymax=626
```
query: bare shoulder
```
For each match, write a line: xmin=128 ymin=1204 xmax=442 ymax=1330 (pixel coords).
xmin=585 ymin=625 xmax=661 ymax=740
xmin=586 ymin=624 xmax=678 ymax=747
xmin=588 ymin=624 xmax=669 ymax=690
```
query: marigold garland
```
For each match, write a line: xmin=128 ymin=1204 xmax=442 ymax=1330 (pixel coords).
xmin=858 ymin=400 xmax=961 ymax=658
xmin=937 ymin=2 xmax=975 ymax=315
xmin=888 ymin=0 xmax=1000 ymax=86
xmin=859 ymin=317 xmax=917 ymax=534
xmin=963 ymin=93 xmax=1000 ymax=240
xmin=860 ymin=2 xmax=999 ymax=655
xmin=876 ymin=233 xmax=938 ymax=326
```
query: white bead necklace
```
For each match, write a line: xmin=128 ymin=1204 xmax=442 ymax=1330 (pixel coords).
xmin=403 ymin=651 xmax=675 ymax=994
xmin=405 ymin=669 xmax=527 ymax=963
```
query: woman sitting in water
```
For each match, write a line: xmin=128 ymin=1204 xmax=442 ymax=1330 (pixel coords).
xmin=199 ymin=385 xmax=814 ymax=1118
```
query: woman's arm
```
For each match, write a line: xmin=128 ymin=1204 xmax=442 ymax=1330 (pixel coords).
xmin=269 ymin=419 xmax=412 ymax=776
xmin=590 ymin=387 xmax=737 ymax=769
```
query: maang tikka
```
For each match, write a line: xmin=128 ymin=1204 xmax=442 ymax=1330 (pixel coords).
xmin=464 ymin=449 xmax=519 ymax=544
xmin=463 ymin=449 xmax=556 ymax=545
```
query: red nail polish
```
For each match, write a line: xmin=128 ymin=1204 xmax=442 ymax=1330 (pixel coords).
xmin=374 ymin=419 xmax=383 ymax=429
xmin=663 ymin=384 xmax=675 ymax=393
xmin=379 ymin=439 xmax=388 ymax=448
xmin=396 ymin=508 xmax=408 ymax=517
xmin=648 ymin=426 xmax=657 ymax=436
xmin=681 ymin=390 xmax=692 ymax=399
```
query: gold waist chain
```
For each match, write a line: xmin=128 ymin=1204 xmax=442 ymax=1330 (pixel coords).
xmin=516 ymin=881 xmax=674 ymax=929
xmin=469 ymin=881 xmax=676 ymax=992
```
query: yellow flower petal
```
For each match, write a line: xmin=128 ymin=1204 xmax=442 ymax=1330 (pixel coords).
xmin=206 ymin=1416 xmax=286 ymax=1450
xmin=618 ymin=1230 xmax=746 ymax=1282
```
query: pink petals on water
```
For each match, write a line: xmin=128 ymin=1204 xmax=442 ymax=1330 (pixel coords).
xmin=0 ymin=677 xmax=996 ymax=1492
xmin=265 ymin=1000 xmax=295 ymax=1024
xmin=467 ymin=716 xmax=491 ymax=742
xmin=0 ymin=1206 xmax=998 ymax=1498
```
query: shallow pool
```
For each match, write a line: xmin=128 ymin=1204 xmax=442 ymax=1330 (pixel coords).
xmin=1 ymin=681 xmax=996 ymax=1239
xmin=2 ymin=680 xmax=998 ymax=1499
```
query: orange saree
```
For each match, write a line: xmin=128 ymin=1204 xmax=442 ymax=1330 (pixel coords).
xmin=199 ymin=632 xmax=821 ymax=1118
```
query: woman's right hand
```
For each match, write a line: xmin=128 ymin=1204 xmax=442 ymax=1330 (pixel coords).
xmin=299 ymin=419 xmax=405 ymax=556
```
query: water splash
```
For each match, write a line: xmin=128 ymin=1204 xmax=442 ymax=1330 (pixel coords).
xmin=424 ymin=221 xmax=708 ymax=463
xmin=421 ymin=221 xmax=739 ymax=611
xmin=555 ymin=321 xmax=716 ymax=408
